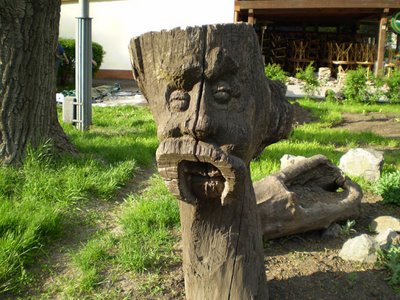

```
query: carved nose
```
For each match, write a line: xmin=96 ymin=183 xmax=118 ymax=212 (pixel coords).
xmin=193 ymin=114 xmax=213 ymax=140
xmin=192 ymin=86 xmax=217 ymax=140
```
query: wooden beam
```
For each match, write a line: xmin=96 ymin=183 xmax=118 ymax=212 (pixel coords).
xmin=237 ymin=0 xmax=400 ymax=10
xmin=62 ymin=0 xmax=122 ymax=3
xmin=376 ymin=9 xmax=389 ymax=75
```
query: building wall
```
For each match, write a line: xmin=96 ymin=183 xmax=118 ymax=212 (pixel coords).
xmin=60 ymin=0 xmax=234 ymax=73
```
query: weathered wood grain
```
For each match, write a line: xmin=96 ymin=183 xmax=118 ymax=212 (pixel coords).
xmin=129 ymin=23 xmax=293 ymax=299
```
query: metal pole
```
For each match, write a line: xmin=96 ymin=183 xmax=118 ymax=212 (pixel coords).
xmin=76 ymin=0 xmax=92 ymax=130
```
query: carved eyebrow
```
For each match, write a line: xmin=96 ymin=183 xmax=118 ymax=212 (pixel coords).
xmin=166 ymin=63 xmax=203 ymax=90
xmin=204 ymin=47 xmax=239 ymax=80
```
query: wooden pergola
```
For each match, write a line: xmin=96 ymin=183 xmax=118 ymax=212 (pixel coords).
xmin=234 ymin=0 xmax=400 ymax=75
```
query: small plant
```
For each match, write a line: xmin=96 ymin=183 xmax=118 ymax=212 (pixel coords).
xmin=346 ymin=272 xmax=359 ymax=284
xmin=386 ymin=67 xmax=400 ymax=104
xmin=373 ymin=170 xmax=400 ymax=205
xmin=369 ymin=74 xmax=386 ymax=103
xmin=325 ymin=89 xmax=337 ymax=103
xmin=295 ymin=62 xmax=320 ymax=99
xmin=340 ymin=219 xmax=357 ymax=236
xmin=264 ymin=63 xmax=288 ymax=83
xmin=377 ymin=244 xmax=400 ymax=291
xmin=342 ymin=67 xmax=369 ymax=103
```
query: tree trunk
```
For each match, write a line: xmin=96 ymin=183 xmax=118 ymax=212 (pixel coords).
xmin=0 ymin=0 xmax=74 ymax=165
xmin=130 ymin=24 xmax=293 ymax=299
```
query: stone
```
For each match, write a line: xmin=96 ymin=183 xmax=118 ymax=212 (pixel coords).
xmin=321 ymin=223 xmax=342 ymax=239
xmin=280 ymin=154 xmax=306 ymax=170
xmin=318 ymin=67 xmax=331 ymax=83
xmin=339 ymin=148 xmax=384 ymax=182
xmin=374 ymin=229 xmax=399 ymax=249
xmin=130 ymin=23 xmax=293 ymax=300
xmin=255 ymin=154 xmax=363 ymax=239
xmin=339 ymin=234 xmax=379 ymax=263
xmin=370 ymin=216 xmax=400 ymax=233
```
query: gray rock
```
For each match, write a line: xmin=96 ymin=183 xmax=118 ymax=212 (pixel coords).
xmin=370 ymin=216 xmax=400 ymax=234
xmin=374 ymin=229 xmax=399 ymax=249
xmin=339 ymin=148 xmax=384 ymax=182
xmin=318 ymin=67 xmax=331 ymax=84
xmin=339 ymin=234 xmax=379 ymax=263
xmin=280 ymin=154 xmax=307 ymax=170
xmin=321 ymin=223 xmax=342 ymax=239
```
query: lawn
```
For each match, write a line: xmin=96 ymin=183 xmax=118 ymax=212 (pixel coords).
xmin=0 ymin=100 xmax=399 ymax=298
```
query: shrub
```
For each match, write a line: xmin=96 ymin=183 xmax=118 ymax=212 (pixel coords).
xmin=58 ymin=38 xmax=106 ymax=86
xmin=378 ymin=244 xmax=400 ymax=291
xmin=295 ymin=62 xmax=319 ymax=99
xmin=369 ymin=74 xmax=386 ymax=103
xmin=325 ymin=89 xmax=337 ymax=103
xmin=386 ymin=67 xmax=400 ymax=104
xmin=264 ymin=63 xmax=288 ymax=83
xmin=373 ymin=170 xmax=400 ymax=205
xmin=343 ymin=67 xmax=369 ymax=103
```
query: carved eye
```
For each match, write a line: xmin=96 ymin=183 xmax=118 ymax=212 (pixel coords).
xmin=213 ymin=86 xmax=232 ymax=104
xmin=169 ymin=90 xmax=190 ymax=112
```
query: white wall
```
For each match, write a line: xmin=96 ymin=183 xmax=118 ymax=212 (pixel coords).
xmin=60 ymin=0 xmax=234 ymax=70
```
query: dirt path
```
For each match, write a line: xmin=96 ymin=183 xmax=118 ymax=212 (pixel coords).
xmin=338 ymin=112 xmax=400 ymax=139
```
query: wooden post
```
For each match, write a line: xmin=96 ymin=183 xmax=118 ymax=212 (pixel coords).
xmin=248 ymin=9 xmax=254 ymax=25
xmin=376 ymin=8 xmax=389 ymax=75
xmin=129 ymin=24 xmax=293 ymax=299
xmin=234 ymin=1 xmax=240 ymax=23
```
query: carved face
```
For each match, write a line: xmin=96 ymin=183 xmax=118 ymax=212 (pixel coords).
xmin=130 ymin=24 xmax=282 ymax=205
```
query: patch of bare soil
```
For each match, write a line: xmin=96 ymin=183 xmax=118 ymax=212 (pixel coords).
xmin=292 ymin=102 xmax=315 ymax=125
xmin=337 ymin=112 xmax=400 ymax=139
xmin=265 ymin=192 xmax=400 ymax=300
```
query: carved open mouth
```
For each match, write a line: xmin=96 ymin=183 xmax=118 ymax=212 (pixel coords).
xmin=179 ymin=161 xmax=226 ymax=201
xmin=156 ymin=137 xmax=246 ymax=206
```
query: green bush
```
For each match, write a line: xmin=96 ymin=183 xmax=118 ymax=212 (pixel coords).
xmin=295 ymin=62 xmax=319 ymax=98
xmin=373 ymin=170 xmax=400 ymax=205
xmin=58 ymin=38 xmax=106 ymax=86
xmin=378 ymin=244 xmax=400 ymax=291
xmin=325 ymin=89 xmax=338 ymax=103
xmin=369 ymin=74 xmax=386 ymax=103
xmin=264 ymin=63 xmax=288 ymax=83
xmin=386 ymin=67 xmax=400 ymax=104
xmin=343 ymin=67 xmax=369 ymax=103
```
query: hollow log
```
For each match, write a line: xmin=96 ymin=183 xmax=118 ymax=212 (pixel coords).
xmin=254 ymin=155 xmax=363 ymax=239
xmin=129 ymin=23 xmax=293 ymax=299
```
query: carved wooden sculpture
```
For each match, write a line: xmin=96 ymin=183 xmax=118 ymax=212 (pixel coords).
xmin=129 ymin=23 xmax=293 ymax=299
xmin=255 ymin=155 xmax=363 ymax=239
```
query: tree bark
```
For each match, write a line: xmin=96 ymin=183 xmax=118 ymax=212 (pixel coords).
xmin=0 ymin=0 xmax=74 ymax=165
xmin=130 ymin=24 xmax=293 ymax=299
xmin=255 ymin=155 xmax=363 ymax=239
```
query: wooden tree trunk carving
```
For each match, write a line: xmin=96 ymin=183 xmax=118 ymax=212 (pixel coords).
xmin=0 ymin=0 xmax=74 ymax=165
xmin=129 ymin=24 xmax=293 ymax=299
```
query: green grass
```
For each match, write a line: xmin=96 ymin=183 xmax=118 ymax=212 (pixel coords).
xmin=0 ymin=106 xmax=155 ymax=294
xmin=1 ymin=99 xmax=400 ymax=297
xmin=71 ymin=233 xmax=116 ymax=292
xmin=251 ymin=99 xmax=400 ymax=181
xmin=118 ymin=174 xmax=180 ymax=273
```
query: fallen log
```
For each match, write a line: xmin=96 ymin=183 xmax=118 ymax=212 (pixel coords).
xmin=255 ymin=155 xmax=363 ymax=239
